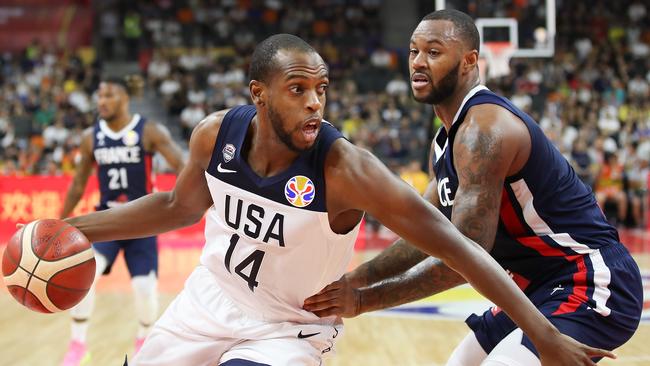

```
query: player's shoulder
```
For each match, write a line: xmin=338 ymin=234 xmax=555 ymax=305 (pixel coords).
xmin=464 ymin=102 xmax=516 ymax=124
xmin=461 ymin=102 xmax=528 ymax=139
xmin=81 ymin=125 xmax=94 ymax=136
xmin=325 ymin=138 xmax=381 ymax=179
xmin=80 ymin=126 xmax=95 ymax=142
xmin=193 ymin=109 xmax=232 ymax=139
xmin=141 ymin=118 xmax=168 ymax=137
xmin=188 ymin=109 xmax=233 ymax=157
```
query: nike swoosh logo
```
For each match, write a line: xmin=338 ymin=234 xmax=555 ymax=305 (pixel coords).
xmin=297 ymin=330 xmax=321 ymax=339
xmin=217 ymin=163 xmax=237 ymax=174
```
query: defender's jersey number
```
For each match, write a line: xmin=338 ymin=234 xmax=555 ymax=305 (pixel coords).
xmin=224 ymin=233 xmax=265 ymax=292
xmin=107 ymin=167 xmax=129 ymax=190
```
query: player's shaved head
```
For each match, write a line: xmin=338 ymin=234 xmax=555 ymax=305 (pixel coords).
xmin=249 ymin=33 xmax=320 ymax=83
xmin=421 ymin=9 xmax=480 ymax=53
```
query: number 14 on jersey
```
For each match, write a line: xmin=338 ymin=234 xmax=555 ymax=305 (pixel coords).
xmin=224 ymin=234 xmax=265 ymax=292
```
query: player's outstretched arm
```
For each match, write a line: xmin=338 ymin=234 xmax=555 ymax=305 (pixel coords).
xmin=305 ymin=141 xmax=465 ymax=317
xmin=324 ymin=140 xmax=614 ymax=366
xmin=60 ymin=128 xmax=95 ymax=219
xmin=65 ymin=112 xmax=225 ymax=243
xmin=345 ymin=175 xmax=439 ymax=288
xmin=305 ymin=178 xmax=466 ymax=317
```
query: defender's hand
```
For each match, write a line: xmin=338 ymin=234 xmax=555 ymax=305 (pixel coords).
xmin=303 ymin=275 xmax=362 ymax=318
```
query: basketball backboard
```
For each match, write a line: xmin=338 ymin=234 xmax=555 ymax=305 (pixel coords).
xmin=435 ymin=0 xmax=556 ymax=58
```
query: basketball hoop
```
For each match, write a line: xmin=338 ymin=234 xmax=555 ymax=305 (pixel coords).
xmin=480 ymin=42 xmax=516 ymax=82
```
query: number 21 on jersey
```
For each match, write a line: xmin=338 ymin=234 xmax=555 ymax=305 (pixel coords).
xmin=108 ymin=167 xmax=129 ymax=190
xmin=224 ymin=233 xmax=265 ymax=292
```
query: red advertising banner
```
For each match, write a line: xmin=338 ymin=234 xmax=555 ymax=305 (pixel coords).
xmin=0 ymin=175 xmax=205 ymax=245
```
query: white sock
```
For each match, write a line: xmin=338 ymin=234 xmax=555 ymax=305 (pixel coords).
xmin=131 ymin=271 xmax=159 ymax=339
xmin=68 ymin=253 xmax=108 ymax=343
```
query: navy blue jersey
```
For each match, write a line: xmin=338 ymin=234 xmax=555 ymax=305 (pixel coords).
xmin=433 ymin=86 xmax=624 ymax=317
xmin=93 ymin=114 xmax=153 ymax=210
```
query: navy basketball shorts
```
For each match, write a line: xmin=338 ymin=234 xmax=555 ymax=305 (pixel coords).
xmin=466 ymin=244 xmax=643 ymax=358
xmin=93 ymin=236 xmax=158 ymax=277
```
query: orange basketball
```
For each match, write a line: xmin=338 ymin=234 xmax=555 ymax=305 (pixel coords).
xmin=2 ymin=219 xmax=96 ymax=313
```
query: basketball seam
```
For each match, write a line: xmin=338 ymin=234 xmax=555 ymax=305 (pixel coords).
xmin=26 ymin=221 xmax=72 ymax=305
xmin=32 ymin=259 xmax=95 ymax=292
xmin=3 ymin=228 xmax=23 ymax=276
xmin=19 ymin=223 xmax=28 ymax=305
xmin=37 ymin=246 xmax=93 ymax=262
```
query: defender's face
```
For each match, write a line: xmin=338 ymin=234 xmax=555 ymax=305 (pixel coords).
xmin=97 ymin=82 xmax=127 ymax=121
xmin=265 ymin=50 xmax=329 ymax=152
xmin=409 ymin=20 xmax=462 ymax=105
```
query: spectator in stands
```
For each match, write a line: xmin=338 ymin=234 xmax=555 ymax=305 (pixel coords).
xmin=42 ymin=118 xmax=69 ymax=153
xmin=595 ymin=152 xmax=627 ymax=224
xmin=570 ymin=136 xmax=596 ymax=188
xmin=399 ymin=159 xmax=429 ymax=195
xmin=623 ymin=142 xmax=648 ymax=227
xmin=179 ymin=102 xmax=205 ymax=141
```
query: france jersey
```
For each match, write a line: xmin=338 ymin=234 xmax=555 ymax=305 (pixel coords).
xmin=201 ymin=105 xmax=360 ymax=323
xmin=93 ymin=114 xmax=153 ymax=210
xmin=432 ymin=85 xmax=642 ymax=323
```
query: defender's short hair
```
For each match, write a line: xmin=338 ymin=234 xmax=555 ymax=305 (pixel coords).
xmin=101 ymin=76 xmax=129 ymax=93
xmin=422 ymin=9 xmax=480 ymax=53
xmin=249 ymin=34 xmax=318 ymax=83
xmin=101 ymin=75 xmax=144 ymax=95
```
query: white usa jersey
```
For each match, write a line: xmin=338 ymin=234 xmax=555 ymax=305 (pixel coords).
xmin=200 ymin=105 xmax=360 ymax=324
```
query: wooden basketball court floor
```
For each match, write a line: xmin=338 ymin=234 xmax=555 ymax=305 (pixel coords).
xmin=1 ymin=230 xmax=648 ymax=366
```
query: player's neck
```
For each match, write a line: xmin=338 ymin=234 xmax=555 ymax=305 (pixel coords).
xmin=105 ymin=113 xmax=133 ymax=132
xmin=245 ymin=116 xmax=299 ymax=178
xmin=434 ymin=77 xmax=480 ymax=131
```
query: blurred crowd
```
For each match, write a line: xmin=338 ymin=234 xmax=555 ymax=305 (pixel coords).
xmin=0 ymin=42 xmax=100 ymax=176
xmin=1 ymin=0 xmax=649 ymax=227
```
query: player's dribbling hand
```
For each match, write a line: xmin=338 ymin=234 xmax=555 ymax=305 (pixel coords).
xmin=538 ymin=332 xmax=616 ymax=366
xmin=303 ymin=274 xmax=361 ymax=318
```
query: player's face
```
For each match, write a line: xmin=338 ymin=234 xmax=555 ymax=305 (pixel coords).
xmin=409 ymin=20 xmax=462 ymax=105
xmin=97 ymin=82 xmax=127 ymax=121
xmin=265 ymin=50 xmax=329 ymax=152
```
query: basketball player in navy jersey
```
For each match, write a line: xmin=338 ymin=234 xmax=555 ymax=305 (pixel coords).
xmin=62 ymin=34 xmax=612 ymax=366
xmin=303 ymin=10 xmax=643 ymax=366
xmin=59 ymin=77 xmax=184 ymax=366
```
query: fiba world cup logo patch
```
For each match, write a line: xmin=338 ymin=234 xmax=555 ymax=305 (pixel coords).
xmin=122 ymin=130 xmax=139 ymax=146
xmin=284 ymin=176 xmax=315 ymax=208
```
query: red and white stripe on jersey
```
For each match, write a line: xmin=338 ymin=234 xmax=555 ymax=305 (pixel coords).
xmin=501 ymin=179 xmax=612 ymax=317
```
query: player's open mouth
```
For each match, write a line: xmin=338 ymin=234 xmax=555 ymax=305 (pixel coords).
xmin=302 ymin=118 xmax=320 ymax=141
xmin=411 ymin=73 xmax=430 ymax=90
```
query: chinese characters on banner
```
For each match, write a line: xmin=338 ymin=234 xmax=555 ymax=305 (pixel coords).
xmin=0 ymin=175 xmax=202 ymax=243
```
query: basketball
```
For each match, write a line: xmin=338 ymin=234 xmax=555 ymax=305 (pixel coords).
xmin=2 ymin=219 xmax=96 ymax=313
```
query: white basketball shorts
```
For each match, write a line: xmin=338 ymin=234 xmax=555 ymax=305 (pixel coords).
xmin=131 ymin=265 xmax=342 ymax=366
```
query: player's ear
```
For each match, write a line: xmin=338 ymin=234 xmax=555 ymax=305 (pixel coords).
xmin=463 ymin=50 xmax=479 ymax=74
xmin=249 ymin=80 xmax=266 ymax=107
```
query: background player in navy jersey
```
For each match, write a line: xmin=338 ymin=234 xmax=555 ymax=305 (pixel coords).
xmin=59 ymin=76 xmax=185 ymax=366
xmin=60 ymin=34 xmax=612 ymax=366
xmin=303 ymin=9 xmax=643 ymax=366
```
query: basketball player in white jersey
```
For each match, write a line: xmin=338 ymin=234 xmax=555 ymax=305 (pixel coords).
xmin=63 ymin=34 xmax=613 ymax=365
xmin=60 ymin=77 xmax=184 ymax=366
